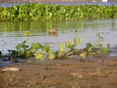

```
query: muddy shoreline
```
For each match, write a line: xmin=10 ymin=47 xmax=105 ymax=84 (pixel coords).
xmin=0 ymin=56 xmax=117 ymax=88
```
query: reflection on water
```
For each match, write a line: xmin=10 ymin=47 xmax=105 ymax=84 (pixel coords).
xmin=0 ymin=18 xmax=117 ymax=55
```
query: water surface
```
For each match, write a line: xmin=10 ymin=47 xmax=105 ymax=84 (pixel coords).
xmin=0 ymin=18 xmax=117 ymax=55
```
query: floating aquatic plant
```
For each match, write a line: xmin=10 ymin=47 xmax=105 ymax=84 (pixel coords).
xmin=0 ymin=4 xmax=116 ymax=21
xmin=35 ymin=52 xmax=43 ymax=60
xmin=9 ymin=32 xmax=110 ymax=61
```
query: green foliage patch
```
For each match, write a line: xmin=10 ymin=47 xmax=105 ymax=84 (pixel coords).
xmin=0 ymin=3 xmax=117 ymax=21
xmin=7 ymin=32 xmax=110 ymax=61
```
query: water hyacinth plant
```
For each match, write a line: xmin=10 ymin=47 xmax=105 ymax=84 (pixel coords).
xmin=0 ymin=4 xmax=116 ymax=21
xmin=65 ymin=40 xmax=72 ymax=49
xmin=9 ymin=32 xmax=110 ymax=61
xmin=84 ymin=33 xmax=110 ymax=56
xmin=35 ymin=52 xmax=43 ymax=60
xmin=57 ymin=43 xmax=65 ymax=58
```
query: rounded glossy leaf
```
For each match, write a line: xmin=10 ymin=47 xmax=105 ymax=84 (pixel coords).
xmin=48 ymin=50 xmax=55 ymax=60
xmin=35 ymin=52 xmax=43 ymax=60
xmin=42 ymin=45 xmax=50 ymax=54
xmin=65 ymin=40 xmax=72 ymax=48
xmin=31 ymin=42 xmax=42 ymax=52
xmin=58 ymin=43 xmax=65 ymax=52
xmin=80 ymin=52 xmax=87 ymax=59
xmin=73 ymin=37 xmax=82 ymax=46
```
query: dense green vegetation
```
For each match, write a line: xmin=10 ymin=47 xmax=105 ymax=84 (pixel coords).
xmin=0 ymin=3 xmax=117 ymax=21
xmin=7 ymin=32 xmax=109 ymax=61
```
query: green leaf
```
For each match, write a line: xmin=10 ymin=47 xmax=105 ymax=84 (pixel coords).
xmin=88 ymin=47 xmax=92 ymax=52
xmin=98 ymin=44 xmax=103 ymax=49
xmin=29 ymin=13 xmax=32 ymax=16
xmin=16 ymin=40 xmax=28 ymax=52
xmin=97 ymin=50 xmax=102 ymax=55
xmin=89 ymin=52 xmax=96 ymax=56
xmin=58 ymin=43 xmax=65 ymax=52
xmin=16 ymin=43 xmax=24 ymax=52
xmin=73 ymin=37 xmax=82 ymax=46
xmin=35 ymin=52 xmax=43 ymax=60
xmin=25 ymin=50 xmax=32 ymax=58
xmin=80 ymin=52 xmax=87 ymax=59
xmin=65 ymin=40 xmax=72 ymax=48
xmin=42 ymin=45 xmax=50 ymax=54
xmin=104 ymin=48 xmax=108 ymax=55
xmin=86 ymin=42 xmax=92 ymax=49
xmin=31 ymin=42 xmax=42 ymax=52
xmin=11 ymin=50 xmax=18 ymax=58
xmin=48 ymin=50 xmax=55 ymax=60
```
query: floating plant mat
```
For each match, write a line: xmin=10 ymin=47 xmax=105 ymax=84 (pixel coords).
xmin=0 ymin=3 xmax=117 ymax=21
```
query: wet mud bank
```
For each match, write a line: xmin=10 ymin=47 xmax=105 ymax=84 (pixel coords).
xmin=0 ymin=56 xmax=117 ymax=88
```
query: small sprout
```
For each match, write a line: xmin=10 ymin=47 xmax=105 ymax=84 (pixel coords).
xmin=24 ymin=31 xmax=30 ymax=36
xmin=35 ymin=52 xmax=43 ymax=60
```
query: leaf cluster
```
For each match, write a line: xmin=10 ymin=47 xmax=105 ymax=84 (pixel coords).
xmin=8 ymin=32 xmax=110 ymax=61
xmin=0 ymin=4 xmax=117 ymax=21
